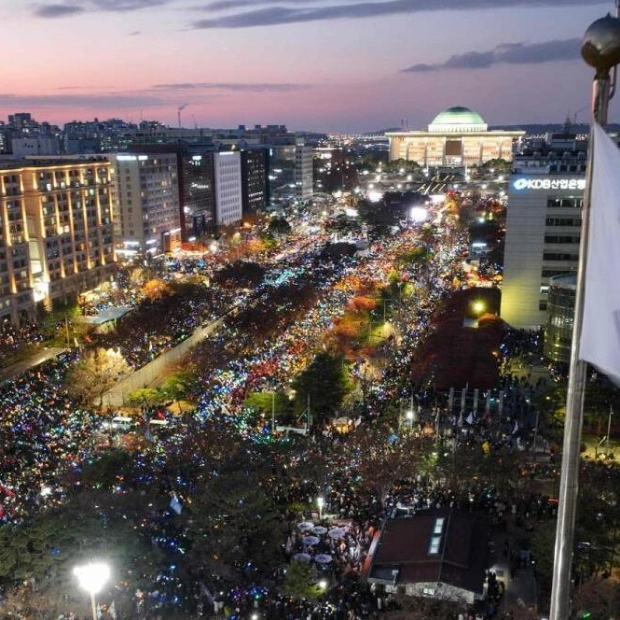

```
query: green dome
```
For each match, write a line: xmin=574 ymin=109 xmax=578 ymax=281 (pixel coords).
xmin=431 ymin=106 xmax=486 ymax=126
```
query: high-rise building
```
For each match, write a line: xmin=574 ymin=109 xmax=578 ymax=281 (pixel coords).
xmin=181 ymin=150 xmax=215 ymax=239
xmin=110 ymin=152 xmax=180 ymax=257
xmin=126 ymin=142 xmax=269 ymax=240
xmin=0 ymin=158 xmax=115 ymax=323
xmin=241 ymin=147 xmax=269 ymax=215
xmin=501 ymin=133 xmax=587 ymax=328
xmin=214 ymin=151 xmax=243 ymax=226
xmin=11 ymin=136 xmax=61 ymax=157
xmin=295 ymin=140 xmax=314 ymax=201
xmin=543 ymin=274 xmax=576 ymax=364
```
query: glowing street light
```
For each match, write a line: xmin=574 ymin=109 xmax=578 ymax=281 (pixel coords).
xmin=74 ymin=562 xmax=110 ymax=620
xmin=317 ymin=496 xmax=325 ymax=521
xmin=472 ymin=300 xmax=486 ymax=316
xmin=409 ymin=206 xmax=428 ymax=224
xmin=405 ymin=409 xmax=416 ymax=431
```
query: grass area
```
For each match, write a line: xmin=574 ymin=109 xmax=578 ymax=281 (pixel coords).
xmin=582 ymin=433 xmax=620 ymax=460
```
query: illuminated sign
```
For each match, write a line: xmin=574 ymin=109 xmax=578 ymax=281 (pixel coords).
xmin=512 ymin=178 xmax=586 ymax=191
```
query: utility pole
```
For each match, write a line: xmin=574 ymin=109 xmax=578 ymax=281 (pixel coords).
xmin=532 ymin=409 xmax=540 ymax=455
xmin=306 ymin=393 xmax=311 ymax=433
xmin=607 ymin=405 xmax=614 ymax=457
xmin=64 ymin=313 xmax=71 ymax=349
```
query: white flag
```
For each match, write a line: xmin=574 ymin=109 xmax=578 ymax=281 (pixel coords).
xmin=580 ymin=123 xmax=620 ymax=386
xmin=466 ymin=412 xmax=474 ymax=425
xmin=108 ymin=601 xmax=117 ymax=620
xmin=169 ymin=494 xmax=182 ymax=515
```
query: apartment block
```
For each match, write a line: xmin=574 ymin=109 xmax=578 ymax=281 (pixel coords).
xmin=0 ymin=158 xmax=115 ymax=324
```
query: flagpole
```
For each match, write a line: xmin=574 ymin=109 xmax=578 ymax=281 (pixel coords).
xmin=549 ymin=13 xmax=620 ymax=619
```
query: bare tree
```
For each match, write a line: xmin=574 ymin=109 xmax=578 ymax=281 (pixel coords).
xmin=66 ymin=347 xmax=130 ymax=410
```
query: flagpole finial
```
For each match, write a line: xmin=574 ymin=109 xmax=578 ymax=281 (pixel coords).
xmin=582 ymin=14 xmax=620 ymax=76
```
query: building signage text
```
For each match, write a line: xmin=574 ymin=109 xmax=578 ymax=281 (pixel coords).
xmin=512 ymin=178 xmax=586 ymax=191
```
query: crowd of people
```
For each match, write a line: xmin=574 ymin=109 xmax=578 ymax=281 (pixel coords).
xmin=0 ymin=215 xmax=568 ymax=620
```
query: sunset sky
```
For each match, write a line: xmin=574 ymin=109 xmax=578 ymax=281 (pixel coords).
xmin=4 ymin=0 xmax=619 ymax=132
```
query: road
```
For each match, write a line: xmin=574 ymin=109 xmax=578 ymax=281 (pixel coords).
xmin=0 ymin=346 xmax=67 ymax=383
xmin=102 ymin=312 xmax=230 ymax=407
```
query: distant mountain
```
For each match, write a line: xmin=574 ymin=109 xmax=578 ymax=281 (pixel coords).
xmin=491 ymin=123 xmax=620 ymax=135
xmin=372 ymin=123 xmax=620 ymax=136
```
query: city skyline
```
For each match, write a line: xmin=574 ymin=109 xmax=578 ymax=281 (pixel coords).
xmin=5 ymin=0 xmax=619 ymax=132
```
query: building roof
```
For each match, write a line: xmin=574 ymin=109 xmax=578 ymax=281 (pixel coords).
xmin=368 ymin=509 xmax=490 ymax=595
xmin=431 ymin=106 xmax=486 ymax=127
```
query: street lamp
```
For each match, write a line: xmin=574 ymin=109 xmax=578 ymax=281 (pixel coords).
xmin=471 ymin=300 xmax=486 ymax=316
xmin=317 ymin=496 xmax=325 ymax=521
xmin=74 ymin=562 xmax=110 ymax=620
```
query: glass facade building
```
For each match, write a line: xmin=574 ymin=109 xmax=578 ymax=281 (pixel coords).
xmin=544 ymin=273 xmax=576 ymax=364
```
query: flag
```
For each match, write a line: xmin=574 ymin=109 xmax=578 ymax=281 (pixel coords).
xmin=169 ymin=494 xmax=182 ymax=515
xmin=466 ymin=412 xmax=474 ymax=425
xmin=580 ymin=122 xmax=620 ymax=386
xmin=108 ymin=601 xmax=117 ymax=620
xmin=512 ymin=420 xmax=519 ymax=435
xmin=96 ymin=604 xmax=103 ymax=620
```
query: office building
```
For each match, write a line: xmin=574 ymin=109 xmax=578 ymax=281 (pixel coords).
xmin=501 ymin=134 xmax=587 ymax=329
xmin=295 ymin=140 xmax=314 ymax=201
xmin=214 ymin=151 xmax=243 ymax=226
xmin=0 ymin=158 xmax=115 ymax=324
xmin=12 ymin=136 xmax=61 ymax=157
xmin=543 ymin=274 xmax=576 ymax=364
xmin=241 ymin=147 xmax=269 ymax=215
xmin=386 ymin=107 xmax=524 ymax=168
xmin=110 ymin=152 xmax=180 ymax=257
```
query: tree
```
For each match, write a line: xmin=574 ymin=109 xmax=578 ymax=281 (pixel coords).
xmin=529 ymin=520 xmax=556 ymax=592
xmin=126 ymin=386 xmax=166 ymax=409
xmin=160 ymin=370 xmax=199 ymax=413
xmin=279 ymin=561 xmax=322 ymax=600
xmin=343 ymin=424 xmax=424 ymax=503
xmin=0 ymin=492 xmax=162 ymax=615
xmin=244 ymin=390 xmax=291 ymax=420
xmin=184 ymin=469 xmax=285 ymax=582
xmin=142 ymin=278 xmax=172 ymax=301
xmin=292 ymin=353 xmax=350 ymax=423
xmin=213 ymin=261 xmax=266 ymax=289
xmin=66 ymin=347 xmax=130 ymax=409
xmin=268 ymin=217 xmax=292 ymax=236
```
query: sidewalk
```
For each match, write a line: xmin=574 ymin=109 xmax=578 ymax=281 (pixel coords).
xmin=487 ymin=523 xmax=538 ymax=616
xmin=0 ymin=346 xmax=67 ymax=383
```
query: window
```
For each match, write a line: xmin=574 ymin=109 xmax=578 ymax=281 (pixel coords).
xmin=547 ymin=196 xmax=583 ymax=209
xmin=544 ymin=234 xmax=580 ymax=244
xmin=433 ymin=518 xmax=445 ymax=535
xmin=429 ymin=536 xmax=441 ymax=555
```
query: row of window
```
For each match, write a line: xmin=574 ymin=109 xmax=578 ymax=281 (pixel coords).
xmin=543 ymin=252 xmax=579 ymax=261
xmin=544 ymin=235 xmax=580 ymax=244
xmin=547 ymin=197 xmax=583 ymax=209
xmin=541 ymin=269 xmax=576 ymax=278
xmin=545 ymin=217 xmax=581 ymax=227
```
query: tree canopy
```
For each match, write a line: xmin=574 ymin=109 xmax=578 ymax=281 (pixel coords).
xmin=292 ymin=352 xmax=350 ymax=423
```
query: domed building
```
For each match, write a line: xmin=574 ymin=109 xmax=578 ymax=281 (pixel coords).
xmin=387 ymin=106 xmax=525 ymax=167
